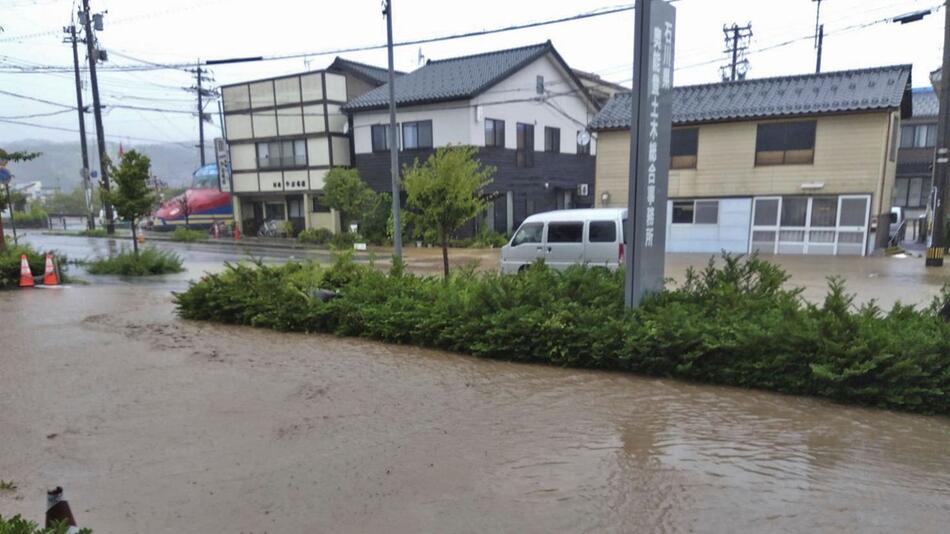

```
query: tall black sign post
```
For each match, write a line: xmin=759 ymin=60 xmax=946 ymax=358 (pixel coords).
xmin=625 ymin=0 xmax=676 ymax=308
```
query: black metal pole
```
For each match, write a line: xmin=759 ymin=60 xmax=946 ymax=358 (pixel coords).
xmin=815 ymin=24 xmax=824 ymax=74
xmin=197 ymin=60 xmax=206 ymax=166
xmin=81 ymin=0 xmax=114 ymax=235
xmin=928 ymin=0 xmax=950 ymax=266
xmin=67 ymin=24 xmax=94 ymax=230
xmin=5 ymin=183 xmax=17 ymax=246
xmin=385 ymin=0 xmax=402 ymax=260
xmin=730 ymin=24 xmax=739 ymax=81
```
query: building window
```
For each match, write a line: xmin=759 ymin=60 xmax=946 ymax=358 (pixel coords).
xmin=516 ymin=123 xmax=534 ymax=167
xmin=577 ymin=130 xmax=591 ymax=155
xmin=672 ymin=200 xmax=718 ymax=224
xmin=810 ymin=196 xmax=838 ymax=227
xmin=312 ymin=193 xmax=331 ymax=213
xmin=900 ymin=124 xmax=937 ymax=148
xmin=256 ymin=139 xmax=306 ymax=169
xmin=893 ymin=176 xmax=930 ymax=208
xmin=671 ymin=127 xmax=699 ymax=169
xmin=755 ymin=120 xmax=816 ymax=165
xmin=780 ymin=197 xmax=808 ymax=226
xmin=402 ymin=120 xmax=433 ymax=150
xmin=485 ymin=118 xmax=505 ymax=147
xmin=371 ymin=124 xmax=393 ymax=152
xmin=544 ymin=127 xmax=560 ymax=153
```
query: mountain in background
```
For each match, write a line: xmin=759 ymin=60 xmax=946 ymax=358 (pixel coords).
xmin=1 ymin=139 xmax=210 ymax=191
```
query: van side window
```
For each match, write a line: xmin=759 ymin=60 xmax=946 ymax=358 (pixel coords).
xmin=511 ymin=223 xmax=543 ymax=246
xmin=547 ymin=222 xmax=583 ymax=243
xmin=588 ymin=221 xmax=617 ymax=242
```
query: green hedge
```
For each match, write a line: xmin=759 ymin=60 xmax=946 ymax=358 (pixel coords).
xmin=170 ymin=227 xmax=206 ymax=243
xmin=0 ymin=514 xmax=91 ymax=534
xmin=174 ymin=254 xmax=950 ymax=415
xmin=86 ymin=247 xmax=183 ymax=276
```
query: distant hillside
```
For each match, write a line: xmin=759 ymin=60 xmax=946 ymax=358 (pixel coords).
xmin=1 ymin=139 xmax=210 ymax=191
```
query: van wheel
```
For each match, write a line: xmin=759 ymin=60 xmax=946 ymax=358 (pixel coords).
xmin=518 ymin=265 xmax=528 ymax=273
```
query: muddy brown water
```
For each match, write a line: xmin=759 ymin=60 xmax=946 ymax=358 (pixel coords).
xmin=1 ymin=285 xmax=949 ymax=533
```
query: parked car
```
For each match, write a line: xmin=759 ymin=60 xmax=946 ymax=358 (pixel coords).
xmin=500 ymin=208 xmax=627 ymax=273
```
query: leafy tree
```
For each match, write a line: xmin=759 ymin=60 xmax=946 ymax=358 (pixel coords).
xmin=402 ymin=146 xmax=494 ymax=277
xmin=322 ymin=167 xmax=376 ymax=232
xmin=43 ymin=186 xmax=99 ymax=216
xmin=102 ymin=150 xmax=157 ymax=254
xmin=0 ymin=147 xmax=40 ymax=250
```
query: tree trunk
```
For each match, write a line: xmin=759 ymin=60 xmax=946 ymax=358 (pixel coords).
xmin=0 ymin=212 xmax=6 ymax=251
xmin=131 ymin=219 xmax=139 ymax=254
xmin=441 ymin=230 xmax=449 ymax=279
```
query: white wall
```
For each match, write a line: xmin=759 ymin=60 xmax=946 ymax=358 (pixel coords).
xmin=352 ymin=102 xmax=471 ymax=154
xmin=351 ymin=52 xmax=597 ymax=155
xmin=470 ymin=54 xmax=597 ymax=155
xmin=665 ymin=198 xmax=752 ymax=253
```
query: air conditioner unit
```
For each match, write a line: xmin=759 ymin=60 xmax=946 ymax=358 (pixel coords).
xmin=577 ymin=183 xmax=589 ymax=196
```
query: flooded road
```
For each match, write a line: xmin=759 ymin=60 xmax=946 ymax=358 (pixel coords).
xmin=1 ymin=285 xmax=949 ymax=533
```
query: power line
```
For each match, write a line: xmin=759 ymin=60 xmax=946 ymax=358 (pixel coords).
xmin=0 ymin=117 xmax=192 ymax=144
xmin=0 ymin=109 xmax=75 ymax=120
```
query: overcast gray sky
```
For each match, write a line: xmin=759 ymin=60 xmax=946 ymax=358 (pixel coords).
xmin=0 ymin=0 xmax=944 ymax=146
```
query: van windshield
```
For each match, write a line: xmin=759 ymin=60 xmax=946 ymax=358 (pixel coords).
xmin=511 ymin=223 xmax=543 ymax=246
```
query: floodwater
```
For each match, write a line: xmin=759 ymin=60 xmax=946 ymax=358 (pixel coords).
xmin=2 ymin=285 xmax=949 ymax=533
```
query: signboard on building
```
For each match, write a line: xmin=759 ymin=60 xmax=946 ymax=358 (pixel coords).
xmin=214 ymin=137 xmax=232 ymax=192
xmin=625 ymin=0 xmax=676 ymax=308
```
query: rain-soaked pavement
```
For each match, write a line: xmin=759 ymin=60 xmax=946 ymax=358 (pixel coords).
xmin=1 ymin=234 xmax=949 ymax=532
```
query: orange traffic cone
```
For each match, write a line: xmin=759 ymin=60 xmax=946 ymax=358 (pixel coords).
xmin=19 ymin=254 xmax=34 ymax=288
xmin=43 ymin=253 xmax=60 ymax=286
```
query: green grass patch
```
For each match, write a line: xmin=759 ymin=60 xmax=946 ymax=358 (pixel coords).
xmin=174 ymin=254 xmax=950 ymax=415
xmin=169 ymin=227 xmax=206 ymax=243
xmin=298 ymin=228 xmax=333 ymax=245
xmin=0 ymin=480 xmax=16 ymax=492
xmin=0 ymin=514 xmax=92 ymax=534
xmin=86 ymin=247 xmax=184 ymax=276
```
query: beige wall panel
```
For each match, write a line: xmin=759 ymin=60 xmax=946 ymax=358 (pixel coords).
xmin=331 ymin=136 xmax=351 ymax=166
xmin=252 ymin=110 xmax=278 ymax=138
xmin=277 ymin=107 xmax=304 ymax=136
xmin=274 ymin=76 xmax=301 ymax=106
xmin=326 ymin=103 xmax=347 ymax=132
xmin=224 ymin=113 xmax=253 ymax=140
xmin=325 ymin=73 xmax=347 ymax=101
xmin=222 ymin=85 xmax=249 ymax=112
xmin=232 ymin=172 xmax=259 ymax=193
xmin=303 ymin=104 xmax=326 ymax=134
xmin=301 ymin=73 xmax=324 ymax=102
xmin=283 ymin=170 xmax=309 ymax=191
xmin=307 ymin=138 xmax=330 ymax=167
xmin=259 ymin=171 xmax=284 ymax=192
xmin=249 ymin=81 xmax=275 ymax=109
xmin=309 ymin=169 xmax=328 ymax=190
xmin=230 ymin=144 xmax=257 ymax=171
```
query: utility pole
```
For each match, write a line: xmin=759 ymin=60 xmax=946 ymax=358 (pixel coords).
xmin=188 ymin=62 xmax=215 ymax=168
xmin=64 ymin=24 xmax=94 ymax=230
xmin=928 ymin=0 xmax=950 ymax=267
xmin=80 ymin=0 xmax=114 ymax=234
xmin=383 ymin=0 xmax=402 ymax=260
xmin=815 ymin=24 xmax=824 ymax=73
xmin=720 ymin=23 xmax=752 ymax=82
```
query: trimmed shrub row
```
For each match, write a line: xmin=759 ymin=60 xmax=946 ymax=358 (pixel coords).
xmin=85 ymin=247 xmax=184 ymax=276
xmin=174 ymin=254 xmax=950 ymax=415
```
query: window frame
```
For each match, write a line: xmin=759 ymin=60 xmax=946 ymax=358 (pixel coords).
xmin=312 ymin=192 xmax=331 ymax=213
xmin=402 ymin=120 xmax=433 ymax=150
xmin=546 ymin=221 xmax=584 ymax=243
xmin=544 ymin=126 xmax=561 ymax=154
xmin=510 ymin=222 xmax=543 ymax=246
xmin=256 ymin=138 xmax=307 ymax=169
xmin=588 ymin=220 xmax=617 ymax=243
xmin=371 ymin=124 xmax=392 ymax=153
xmin=485 ymin=118 xmax=505 ymax=147
xmin=670 ymin=127 xmax=699 ymax=169
xmin=671 ymin=199 xmax=719 ymax=225
xmin=754 ymin=120 xmax=817 ymax=166
xmin=516 ymin=122 xmax=535 ymax=168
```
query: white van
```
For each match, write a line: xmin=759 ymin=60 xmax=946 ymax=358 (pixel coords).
xmin=500 ymin=208 xmax=628 ymax=273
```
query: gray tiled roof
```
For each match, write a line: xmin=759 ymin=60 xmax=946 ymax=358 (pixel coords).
xmin=342 ymin=42 xmax=553 ymax=112
xmin=330 ymin=57 xmax=403 ymax=86
xmin=912 ymin=87 xmax=938 ymax=117
xmin=590 ymin=65 xmax=912 ymax=130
